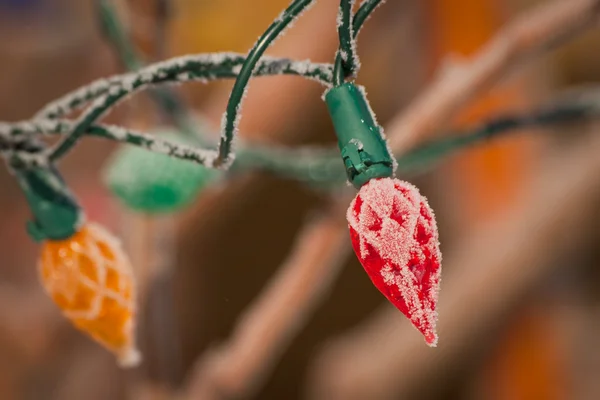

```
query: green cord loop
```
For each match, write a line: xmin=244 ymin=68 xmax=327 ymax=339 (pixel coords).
xmin=218 ymin=0 xmax=316 ymax=167
xmin=97 ymin=0 xmax=205 ymax=144
xmin=333 ymin=0 xmax=385 ymax=86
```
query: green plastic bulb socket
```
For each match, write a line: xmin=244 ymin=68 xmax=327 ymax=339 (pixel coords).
xmin=325 ymin=83 xmax=394 ymax=189
xmin=103 ymin=130 xmax=219 ymax=214
xmin=13 ymin=165 xmax=82 ymax=242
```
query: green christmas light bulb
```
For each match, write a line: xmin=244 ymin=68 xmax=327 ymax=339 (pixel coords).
xmin=103 ymin=130 xmax=219 ymax=213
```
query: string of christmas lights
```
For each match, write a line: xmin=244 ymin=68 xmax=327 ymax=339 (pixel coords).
xmin=0 ymin=0 xmax=599 ymax=365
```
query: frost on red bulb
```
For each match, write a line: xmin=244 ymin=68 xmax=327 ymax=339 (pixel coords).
xmin=347 ymin=177 xmax=441 ymax=346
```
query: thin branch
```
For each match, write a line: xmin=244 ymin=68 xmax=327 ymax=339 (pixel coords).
xmin=387 ymin=0 xmax=600 ymax=154
xmin=306 ymin=127 xmax=600 ymax=400
xmin=185 ymin=206 xmax=350 ymax=400
xmin=1 ymin=0 xmax=598 ymax=174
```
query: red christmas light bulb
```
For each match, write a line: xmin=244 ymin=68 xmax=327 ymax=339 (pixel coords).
xmin=347 ymin=177 xmax=441 ymax=346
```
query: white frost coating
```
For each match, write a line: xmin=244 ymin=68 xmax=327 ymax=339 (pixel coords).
xmin=273 ymin=0 xmax=318 ymax=40
xmin=336 ymin=6 xmax=344 ymax=28
xmin=339 ymin=49 xmax=348 ymax=62
xmin=357 ymin=0 xmax=388 ymax=31
xmin=10 ymin=151 xmax=50 ymax=168
xmin=33 ymin=51 xmax=332 ymax=122
xmin=356 ymin=84 xmax=398 ymax=172
xmin=34 ymin=75 xmax=123 ymax=120
xmin=218 ymin=0 xmax=318 ymax=167
xmin=336 ymin=0 xmax=361 ymax=74
xmin=2 ymin=117 xmax=221 ymax=169
xmin=347 ymin=178 xmax=440 ymax=345
xmin=349 ymin=138 xmax=364 ymax=149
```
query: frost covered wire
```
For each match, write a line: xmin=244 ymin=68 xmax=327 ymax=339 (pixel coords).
xmin=218 ymin=0 xmax=317 ymax=167
xmin=36 ymin=54 xmax=332 ymax=121
xmin=354 ymin=0 xmax=386 ymax=31
xmin=44 ymin=52 xmax=332 ymax=164
xmin=96 ymin=0 xmax=206 ymax=144
xmin=0 ymin=119 xmax=217 ymax=167
xmin=336 ymin=0 xmax=358 ymax=84
xmin=333 ymin=0 xmax=385 ymax=86
xmin=1 ymin=92 xmax=597 ymax=184
xmin=0 ymin=118 xmax=347 ymax=184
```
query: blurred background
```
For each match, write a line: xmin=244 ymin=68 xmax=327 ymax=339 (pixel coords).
xmin=1 ymin=0 xmax=600 ymax=399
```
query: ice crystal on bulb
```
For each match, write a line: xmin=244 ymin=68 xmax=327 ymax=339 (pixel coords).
xmin=347 ymin=177 xmax=441 ymax=346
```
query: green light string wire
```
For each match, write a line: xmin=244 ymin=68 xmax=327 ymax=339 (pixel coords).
xmin=41 ymin=0 xmax=385 ymax=166
xmin=96 ymin=0 xmax=206 ymax=144
xmin=218 ymin=0 xmax=316 ymax=167
xmin=43 ymin=52 xmax=332 ymax=164
xmin=0 ymin=0 xmax=595 ymax=188
xmin=2 ymin=93 xmax=596 ymax=186
xmin=353 ymin=0 xmax=385 ymax=32
xmin=336 ymin=0 xmax=357 ymax=85
xmin=34 ymin=53 xmax=330 ymax=121
xmin=154 ymin=0 xmax=171 ymax=60
xmin=333 ymin=0 xmax=385 ymax=86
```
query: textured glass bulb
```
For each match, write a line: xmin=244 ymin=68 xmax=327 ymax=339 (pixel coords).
xmin=347 ymin=177 xmax=442 ymax=346
xmin=103 ymin=131 xmax=218 ymax=213
xmin=39 ymin=223 xmax=140 ymax=367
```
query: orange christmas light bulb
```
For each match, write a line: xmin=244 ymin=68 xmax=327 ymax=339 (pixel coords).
xmin=39 ymin=222 xmax=140 ymax=367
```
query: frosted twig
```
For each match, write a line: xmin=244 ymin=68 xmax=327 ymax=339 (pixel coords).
xmin=387 ymin=0 xmax=600 ymax=154
xmin=1 ymin=91 xmax=599 ymax=177
xmin=185 ymin=207 xmax=350 ymax=400
xmin=306 ymin=128 xmax=600 ymax=400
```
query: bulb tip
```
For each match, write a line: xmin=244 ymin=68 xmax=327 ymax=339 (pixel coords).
xmin=117 ymin=347 xmax=142 ymax=368
xmin=424 ymin=331 xmax=438 ymax=347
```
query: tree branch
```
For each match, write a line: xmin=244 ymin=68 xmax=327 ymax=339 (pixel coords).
xmin=387 ymin=0 xmax=600 ymax=154
xmin=184 ymin=206 xmax=350 ymax=400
